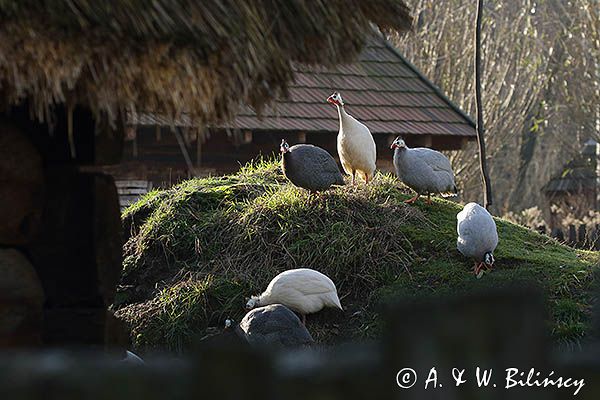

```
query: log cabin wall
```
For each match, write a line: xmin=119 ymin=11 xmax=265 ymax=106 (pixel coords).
xmin=100 ymin=126 xmax=469 ymax=192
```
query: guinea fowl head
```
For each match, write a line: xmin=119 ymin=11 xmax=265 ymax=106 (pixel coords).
xmin=327 ymin=91 xmax=344 ymax=107
xmin=484 ymin=252 xmax=495 ymax=268
xmin=245 ymin=296 xmax=260 ymax=310
xmin=280 ymin=139 xmax=290 ymax=154
xmin=390 ymin=137 xmax=407 ymax=149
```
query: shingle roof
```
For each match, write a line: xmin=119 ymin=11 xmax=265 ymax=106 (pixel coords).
xmin=131 ymin=33 xmax=476 ymax=138
xmin=544 ymin=141 xmax=598 ymax=194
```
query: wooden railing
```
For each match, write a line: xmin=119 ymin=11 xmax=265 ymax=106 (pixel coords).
xmin=1 ymin=287 xmax=600 ymax=399
xmin=537 ymin=224 xmax=600 ymax=250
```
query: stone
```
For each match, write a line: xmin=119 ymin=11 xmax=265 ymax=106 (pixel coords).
xmin=239 ymin=304 xmax=314 ymax=348
xmin=0 ymin=120 xmax=44 ymax=245
xmin=28 ymin=168 xmax=122 ymax=307
xmin=0 ymin=249 xmax=44 ymax=347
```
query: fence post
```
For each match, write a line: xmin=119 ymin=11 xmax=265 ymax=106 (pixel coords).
xmin=568 ymin=225 xmax=577 ymax=245
xmin=578 ymin=224 xmax=587 ymax=248
xmin=552 ymin=228 xmax=565 ymax=242
xmin=594 ymin=225 xmax=600 ymax=250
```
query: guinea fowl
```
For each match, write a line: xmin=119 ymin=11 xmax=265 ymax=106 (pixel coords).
xmin=280 ymin=140 xmax=344 ymax=192
xmin=456 ymin=202 xmax=499 ymax=277
xmin=327 ymin=92 xmax=376 ymax=185
xmin=246 ymin=268 xmax=342 ymax=325
xmin=227 ymin=304 xmax=314 ymax=348
xmin=390 ymin=137 xmax=457 ymax=204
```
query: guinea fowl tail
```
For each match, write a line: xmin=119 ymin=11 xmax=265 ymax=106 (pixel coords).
xmin=441 ymin=185 xmax=459 ymax=198
xmin=334 ymin=174 xmax=346 ymax=186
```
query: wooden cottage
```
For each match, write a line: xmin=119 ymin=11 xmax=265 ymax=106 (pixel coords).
xmin=544 ymin=139 xmax=599 ymax=228
xmin=105 ymin=34 xmax=476 ymax=205
xmin=0 ymin=1 xmax=412 ymax=349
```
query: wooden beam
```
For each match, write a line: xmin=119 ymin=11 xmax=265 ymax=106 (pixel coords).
xmin=196 ymin=130 xmax=202 ymax=167
xmin=243 ymin=131 xmax=253 ymax=144
xmin=297 ymin=132 xmax=307 ymax=143
xmin=155 ymin=125 xmax=161 ymax=141
xmin=173 ymin=127 xmax=196 ymax=176
xmin=423 ymin=135 xmax=433 ymax=147
xmin=132 ymin=132 xmax=138 ymax=158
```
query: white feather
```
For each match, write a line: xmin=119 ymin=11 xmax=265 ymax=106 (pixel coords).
xmin=253 ymin=268 xmax=342 ymax=315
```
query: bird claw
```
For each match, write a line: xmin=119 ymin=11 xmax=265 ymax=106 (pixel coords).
xmin=404 ymin=195 xmax=420 ymax=204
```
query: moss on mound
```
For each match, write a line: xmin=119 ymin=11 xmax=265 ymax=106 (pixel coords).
xmin=115 ymin=159 xmax=599 ymax=353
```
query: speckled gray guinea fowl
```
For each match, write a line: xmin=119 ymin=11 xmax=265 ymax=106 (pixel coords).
xmin=390 ymin=137 xmax=457 ymax=203
xmin=238 ymin=304 xmax=314 ymax=348
xmin=280 ymin=140 xmax=344 ymax=191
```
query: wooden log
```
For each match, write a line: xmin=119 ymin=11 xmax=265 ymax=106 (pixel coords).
xmin=0 ymin=120 xmax=44 ymax=245
xmin=0 ymin=249 xmax=44 ymax=348
xmin=27 ymin=168 xmax=122 ymax=308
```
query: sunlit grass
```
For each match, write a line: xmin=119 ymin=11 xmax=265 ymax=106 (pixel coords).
xmin=116 ymin=159 xmax=599 ymax=353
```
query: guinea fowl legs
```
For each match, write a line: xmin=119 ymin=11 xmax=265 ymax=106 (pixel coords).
xmin=404 ymin=193 xmax=433 ymax=205
xmin=473 ymin=261 xmax=492 ymax=276
xmin=404 ymin=194 xmax=420 ymax=204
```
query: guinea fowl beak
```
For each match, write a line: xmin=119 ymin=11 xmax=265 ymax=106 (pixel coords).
xmin=390 ymin=143 xmax=398 ymax=149
xmin=327 ymin=96 xmax=336 ymax=105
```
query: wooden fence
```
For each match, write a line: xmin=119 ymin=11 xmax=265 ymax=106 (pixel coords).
xmin=537 ymin=224 xmax=600 ymax=250
xmin=2 ymin=287 xmax=600 ymax=399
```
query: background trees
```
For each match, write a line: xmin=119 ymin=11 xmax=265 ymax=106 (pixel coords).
xmin=393 ymin=0 xmax=600 ymax=216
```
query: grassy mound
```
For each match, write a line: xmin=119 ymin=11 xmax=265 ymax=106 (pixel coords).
xmin=115 ymin=159 xmax=599 ymax=353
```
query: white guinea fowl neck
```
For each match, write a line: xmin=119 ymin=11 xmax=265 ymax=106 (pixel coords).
xmin=255 ymin=292 xmax=271 ymax=307
xmin=336 ymin=104 xmax=351 ymax=124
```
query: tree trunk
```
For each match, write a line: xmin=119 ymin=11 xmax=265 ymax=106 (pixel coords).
xmin=475 ymin=0 xmax=493 ymax=209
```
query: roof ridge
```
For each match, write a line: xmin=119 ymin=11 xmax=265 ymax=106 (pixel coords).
xmin=375 ymin=32 xmax=476 ymax=128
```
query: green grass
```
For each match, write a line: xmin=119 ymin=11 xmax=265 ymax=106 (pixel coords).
xmin=115 ymin=158 xmax=599 ymax=353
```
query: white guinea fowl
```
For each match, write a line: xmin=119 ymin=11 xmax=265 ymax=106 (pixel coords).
xmin=246 ymin=268 xmax=342 ymax=324
xmin=390 ymin=136 xmax=457 ymax=204
xmin=456 ymin=202 xmax=499 ymax=277
xmin=327 ymin=92 xmax=376 ymax=185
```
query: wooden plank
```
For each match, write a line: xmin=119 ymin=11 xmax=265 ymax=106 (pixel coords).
xmin=117 ymin=189 xmax=148 ymax=195
xmin=568 ymin=225 xmax=577 ymax=245
xmin=119 ymin=195 xmax=143 ymax=204
xmin=115 ymin=180 xmax=150 ymax=187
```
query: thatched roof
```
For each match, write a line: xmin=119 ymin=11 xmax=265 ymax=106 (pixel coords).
xmin=0 ymin=1 xmax=412 ymax=126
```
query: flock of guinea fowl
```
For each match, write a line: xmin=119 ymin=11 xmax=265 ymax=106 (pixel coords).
xmin=243 ymin=91 xmax=499 ymax=329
